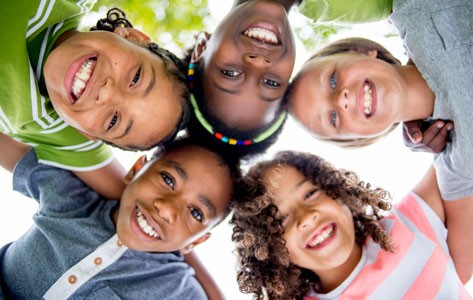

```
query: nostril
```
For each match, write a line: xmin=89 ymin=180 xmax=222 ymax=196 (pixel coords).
xmin=248 ymin=54 xmax=257 ymax=59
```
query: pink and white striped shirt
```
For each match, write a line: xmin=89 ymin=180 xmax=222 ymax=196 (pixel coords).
xmin=305 ymin=193 xmax=471 ymax=300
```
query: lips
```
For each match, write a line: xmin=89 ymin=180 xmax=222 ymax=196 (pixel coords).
xmin=358 ymin=80 xmax=377 ymax=118
xmin=68 ymin=56 xmax=97 ymax=104
xmin=306 ymin=223 xmax=336 ymax=249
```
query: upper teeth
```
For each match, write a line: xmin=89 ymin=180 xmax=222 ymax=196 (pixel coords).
xmin=243 ymin=28 xmax=278 ymax=45
xmin=71 ymin=58 xmax=96 ymax=100
xmin=136 ymin=207 xmax=159 ymax=238
xmin=363 ymin=82 xmax=373 ymax=116
xmin=308 ymin=225 xmax=334 ymax=248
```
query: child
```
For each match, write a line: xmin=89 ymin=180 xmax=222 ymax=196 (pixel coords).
xmin=1 ymin=1 xmax=189 ymax=199
xmin=185 ymin=0 xmax=297 ymax=157
xmin=231 ymin=151 xmax=470 ymax=299
xmin=0 ymin=133 xmax=240 ymax=299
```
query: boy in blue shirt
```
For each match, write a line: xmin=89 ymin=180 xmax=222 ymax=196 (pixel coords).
xmin=0 ymin=133 xmax=239 ymax=299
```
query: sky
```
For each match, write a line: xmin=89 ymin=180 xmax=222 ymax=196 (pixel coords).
xmin=1 ymin=1 xmax=472 ymax=299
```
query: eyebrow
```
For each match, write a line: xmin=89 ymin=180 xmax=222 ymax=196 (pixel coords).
xmin=166 ymin=159 xmax=217 ymax=218
xmin=144 ymin=64 xmax=156 ymax=97
xmin=115 ymin=119 xmax=134 ymax=140
xmin=215 ymin=83 xmax=278 ymax=102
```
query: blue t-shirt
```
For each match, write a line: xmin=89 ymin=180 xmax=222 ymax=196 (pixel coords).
xmin=0 ymin=149 xmax=207 ymax=299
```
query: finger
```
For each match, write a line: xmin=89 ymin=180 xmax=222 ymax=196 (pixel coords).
xmin=420 ymin=121 xmax=444 ymax=144
xmin=428 ymin=123 xmax=453 ymax=153
xmin=403 ymin=121 xmax=423 ymax=143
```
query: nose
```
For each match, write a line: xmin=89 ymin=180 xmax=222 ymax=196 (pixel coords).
xmin=153 ymin=200 xmax=177 ymax=225
xmin=243 ymin=53 xmax=272 ymax=68
xmin=337 ymin=88 xmax=350 ymax=113
xmin=296 ymin=209 xmax=317 ymax=231
xmin=96 ymin=77 xmax=118 ymax=105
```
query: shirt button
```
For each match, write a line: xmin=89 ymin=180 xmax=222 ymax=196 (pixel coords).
xmin=68 ymin=275 xmax=77 ymax=284
xmin=116 ymin=240 xmax=123 ymax=247
xmin=94 ymin=257 xmax=102 ymax=266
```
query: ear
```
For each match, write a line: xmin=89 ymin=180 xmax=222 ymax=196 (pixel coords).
xmin=78 ymin=130 xmax=96 ymax=141
xmin=179 ymin=233 xmax=211 ymax=255
xmin=125 ymin=155 xmax=147 ymax=183
xmin=191 ymin=31 xmax=211 ymax=63
xmin=113 ymin=27 xmax=151 ymax=46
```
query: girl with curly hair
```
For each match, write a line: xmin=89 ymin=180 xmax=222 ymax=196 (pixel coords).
xmin=231 ymin=151 xmax=469 ymax=299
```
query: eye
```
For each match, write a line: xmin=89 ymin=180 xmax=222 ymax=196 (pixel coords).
xmin=189 ymin=207 xmax=204 ymax=223
xmin=330 ymin=71 xmax=337 ymax=89
xmin=130 ymin=67 xmax=141 ymax=87
xmin=107 ymin=112 xmax=118 ymax=131
xmin=160 ymin=172 xmax=174 ymax=190
xmin=263 ymin=78 xmax=280 ymax=87
xmin=304 ymin=188 xmax=319 ymax=200
xmin=221 ymin=70 xmax=241 ymax=77
xmin=330 ymin=111 xmax=337 ymax=128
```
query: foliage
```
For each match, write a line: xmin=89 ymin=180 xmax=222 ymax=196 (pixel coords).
xmin=91 ymin=0 xmax=211 ymax=56
xmin=88 ymin=0 xmax=344 ymax=56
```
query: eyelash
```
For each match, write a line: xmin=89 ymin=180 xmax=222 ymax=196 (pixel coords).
xmin=263 ymin=78 xmax=280 ymax=87
xmin=330 ymin=70 xmax=337 ymax=89
xmin=221 ymin=70 xmax=241 ymax=77
xmin=130 ymin=67 xmax=141 ymax=87
xmin=160 ymin=172 xmax=174 ymax=190
xmin=330 ymin=111 xmax=337 ymax=128
xmin=189 ymin=207 xmax=204 ymax=223
xmin=108 ymin=112 xmax=118 ymax=131
xmin=305 ymin=188 xmax=319 ymax=200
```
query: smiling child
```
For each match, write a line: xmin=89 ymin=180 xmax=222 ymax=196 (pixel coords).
xmin=0 ymin=133 xmax=240 ymax=299
xmin=231 ymin=151 xmax=469 ymax=299
xmin=1 ymin=1 xmax=189 ymax=199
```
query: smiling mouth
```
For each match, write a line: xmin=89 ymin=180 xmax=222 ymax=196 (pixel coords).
xmin=306 ymin=224 xmax=335 ymax=249
xmin=136 ymin=206 xmax=161 ymax=239
xmin=243 ymin=27 xmax=279 ymax=45
xmin=71 ymin=57 xmax=96 ymax=103
xmin=363 ymin=81 xmax=374 ymax=117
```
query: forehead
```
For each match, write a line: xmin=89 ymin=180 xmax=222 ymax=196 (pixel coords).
xmin=161 ymin=145 xmax=233 ymax=213
xmin=261 ymin=165 xmax=303 ymax=198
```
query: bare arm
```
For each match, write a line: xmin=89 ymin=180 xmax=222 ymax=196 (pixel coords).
xmin=411 ymin=165 xmax=445 ymax=222
xmin=412 ymin=166 xmax=473 ymax=283
xmin=443 ymin=198 xmax=473 ymax=284
xmin=0 ymin=133 xmax=31 ymax=173
xmin=73 ymin=158 xmax=127 ymax=200
xmin=184 ymin=251 xmax=225 ymax=300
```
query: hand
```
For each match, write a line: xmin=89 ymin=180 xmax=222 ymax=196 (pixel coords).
xmin=403 ymin=119 xmax=453 ymax=153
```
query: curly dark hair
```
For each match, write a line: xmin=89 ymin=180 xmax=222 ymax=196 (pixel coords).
xmin=90 ymin=8 xmax=190 ymax=151
xmin=231 ymin=151 xmax=394 ymax=299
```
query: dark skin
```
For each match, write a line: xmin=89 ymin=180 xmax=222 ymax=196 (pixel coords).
xmin=233 ymin=0 xmax=301 ymax=12
xmin=403 ymin=119 xmax=453 ymax=153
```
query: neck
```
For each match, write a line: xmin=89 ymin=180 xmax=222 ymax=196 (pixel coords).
xmin=396 ymin=64 xmax=435 ymax=122
xmin=315 ymin=243 xmax=362 ymax=293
